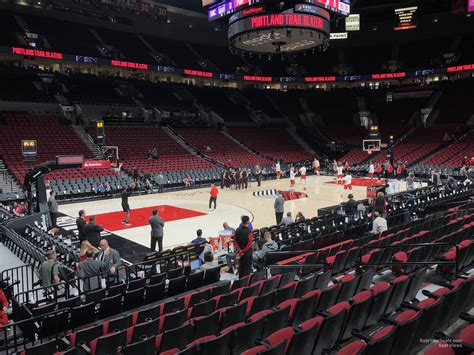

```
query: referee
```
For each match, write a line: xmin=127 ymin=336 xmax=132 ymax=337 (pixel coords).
xmin=121 ymin=186 xmax=132 ymax=225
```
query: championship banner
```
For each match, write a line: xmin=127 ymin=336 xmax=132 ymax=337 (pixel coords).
xmin=82 ymin=160 xmax=111 ymax=169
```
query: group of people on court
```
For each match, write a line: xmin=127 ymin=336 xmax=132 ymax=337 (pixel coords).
xmin=368 ymin=160 xmax=408 ymax=180
xmin=220 ymin=167 xmax=252 ymax=190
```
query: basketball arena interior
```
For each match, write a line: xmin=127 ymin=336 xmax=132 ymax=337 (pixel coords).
xmin=0 ymin=0 xmax=473 ymax=353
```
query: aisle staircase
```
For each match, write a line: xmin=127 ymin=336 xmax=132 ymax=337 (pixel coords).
xmin=72 ymin=125 xmax=100 ymax=157
xmin=0 ymin=159 xmax=22 ymax=193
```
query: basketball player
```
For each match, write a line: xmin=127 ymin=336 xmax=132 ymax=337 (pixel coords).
xmin=121 ymin=185 xmax=132 ymax=225
xmin=313 ymin=158 xmax=320 ymax=176
xmin=376 ymin=163 xmax=383 ymax=180
xmin=289 ymin=167 xmax=296 ymax=191
xmin=275 ymin=161 xmax=281 ymax=180
xmin=368 ymin=161 xmax=375 ymax=179
xmin=343 ymin=172 xmax=352 ymax=191
xmin=299 ymin=165 xmax=307 ymax=184
xmin=336 ymin=162 xmax=344 ymax=184
xmin=344 ymin=161 xmax=350 ymax=172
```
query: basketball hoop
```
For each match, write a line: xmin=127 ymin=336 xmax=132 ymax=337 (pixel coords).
xmin=367 ymin=149 xmax=373 ymax=155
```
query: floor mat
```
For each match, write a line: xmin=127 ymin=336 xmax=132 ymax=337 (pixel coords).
xmin=325 ymin=177 xmax=386 ymax=187
xmin=87 ymin=205 xmax=207 ymax=231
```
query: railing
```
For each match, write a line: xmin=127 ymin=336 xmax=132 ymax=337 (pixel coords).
xmin=0 ymin=265 xmax=36 ymax=299
xmin=0 ymin=301 xmax=72 ymax=354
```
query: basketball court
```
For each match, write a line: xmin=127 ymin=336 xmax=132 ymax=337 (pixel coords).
xmin=58 ymin=174 xmax=418 ymax=257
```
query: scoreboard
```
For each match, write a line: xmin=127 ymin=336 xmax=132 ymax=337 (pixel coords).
xmin=22 ymin=140 xmax=37 ymax=162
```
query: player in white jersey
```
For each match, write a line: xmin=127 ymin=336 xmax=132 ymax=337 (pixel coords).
xmin=368 ymin=161 xmax=375 ymax=179
xmin=313 ymin=158 xmax=320 ymax=176
xmin=336 ymin=163 xmax=344 ymax=184
xmin=289 ymin=167 xmax=296 ymax=191
xmin=299 ymin=166 xmax=307 ymax=183
xmin=343 ymin=172 xmax=352 ymax=190
xmin=275 ymin=162 xmax=281 ymax=179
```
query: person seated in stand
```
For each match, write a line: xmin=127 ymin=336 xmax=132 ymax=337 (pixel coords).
xmin=406 ymin=173 xmax=415 ymax=191
xmin=371 ymin=211 xmax=388 ymax=235
xmin=252 ymin=232 xmax=279 ymax=270
xmin=190 ymin=229 xmax=207 ymax=245
xmin=104 ymin=182 xmax=112 ymax=196
xmin=95 ymin=183 xmax=106 ymax=195
xmin=446 ymin=175 xmax=458 ymax=192
xmin=280 ymin=212 xmax=294 ymax=226
xmin=345 ymin=194 xmax=358 ymax=219
xmin=295 ymin=212 xmax=306 ymax=222
xmin=151 ymin=147 xmax=158 ymax=159
xmin=200 ymin=251 xmax=218 ymax=270
xmin=222 ymin=222 xmax=235 ymax=234
xmin=183 ymin=176 xmax=191 ymax=188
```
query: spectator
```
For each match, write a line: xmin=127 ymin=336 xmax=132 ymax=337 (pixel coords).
xmin=345 ymin=194 xmax=358 ymax=217
xmin=234 ymin=216 xmax=253 ymax=278
xmin=85 ymin=215 xmax=104 ymax=247
xmin=222 ymin=222 xmax=235 ymax=234
xmin=183 ymin=176 xmax=191 ymax=188
xmin=156 ymin=173 xmax=165 ymax=193
xmin=132 ymin=167 xmax=139 ymax=181
xmin=252 ymin=232 xmax=278 ymax=269
xmin=280 ymin=212 xmax=294 ymax=226
xmin=149 ymin=209 xmax=164 ymax=252
xmin=77 ymin=248 xmax=108 ymax=291
xmin=190 ymin=229 xmax=207 ymax=245
xmin=431 ymin=169 xmax=442 ymax=186
xmin=80 ymin=240 xmax=97 ymax=261
xmin=14 ymin=202 xmax=26 ymax=216
xmin=371 ymin=212 xmax=388 ymax=234
xmin=406 ymin=173 xmax=415 ymax=191
xmin=295 ymin=212 xmax=305 ymax=222
xmin=460 ymin=165 xmax=468 ymax=181
xmin=238 ymin=216 xmax=254 ymax=231
xmin=37 ymin=250 xmax=60 ymax=288
xmin=0 ymin=287 xmax=8 ymax=327
xmin=95 ymin=183 xmax=105 ymax=195
xmin=48 ymin=191 xmax=59 ymax=228
xmin=76 ymin=210 xmax=87 ymax=242
xmin=374 ymin=192 xmax=386 ymax=215
xmin=442 ymin=132 xmax=450 ymax=146
xmin=97 ymin=239 xmax=122 ymax=275
xmin=104 ymin=182 xmax=112 ymax=195
xmin=200 ymin=251 xmax=218 ymax=270
xmin=274 ymin=192 xmax=285 ymax=224
xmin=357 ymin=201 xmax=367 ymax=216
xmin=446 ymin=176 xmax=458 ymax=192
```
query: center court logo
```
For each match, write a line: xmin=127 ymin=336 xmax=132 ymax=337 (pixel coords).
xmin=253 ymin=189 xmax=308 ymax=201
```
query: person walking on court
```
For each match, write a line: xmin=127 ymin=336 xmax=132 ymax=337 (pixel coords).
xmin=149 ymin=209 xmax=164 ymax=252
xmin=48 ymin=191 xmax=59 ymax=228
xmin=209 ymin=184 xmax=219 ymax=211
xmin=255 ymin=165 xmax=262 ymax=187
xmin=274 ymin=191 xmax=285 ymax=224
xmin=121 ymin=186 xmax=132 ymax=225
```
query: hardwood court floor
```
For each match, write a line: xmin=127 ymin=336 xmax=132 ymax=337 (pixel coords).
xmin=59 ymin=175 xmax=416 ymax=250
